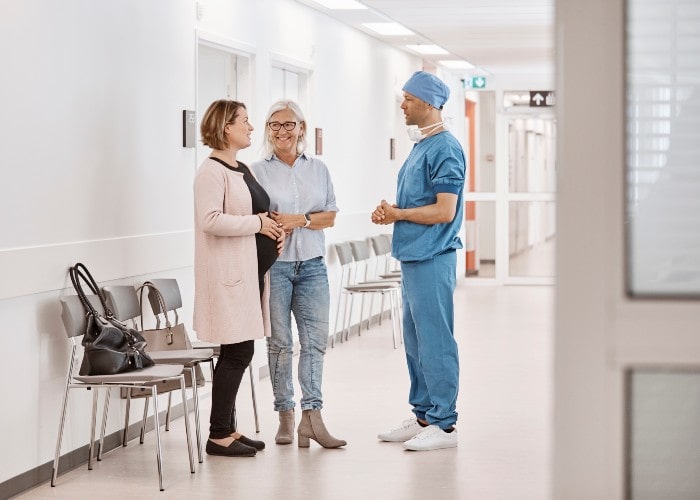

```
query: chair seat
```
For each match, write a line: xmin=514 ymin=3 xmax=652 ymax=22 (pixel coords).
xmin=379 ymin=272 xmax=402 ymax=279
xmin=74 ymin=364 xmax=185 ymax=384
xmin=191 ymin=341 xmax=221 ymax=356
xmin=346 ymin=282 xmax=400 ymax=292
xmin=148 ymin=349 xmax=215 ymax=365
xmin=364 ymin=276 xmax=402 ymax=283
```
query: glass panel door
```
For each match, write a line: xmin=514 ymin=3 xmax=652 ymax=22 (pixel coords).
xmin=505 ymin=112 xmax=556 ymax=283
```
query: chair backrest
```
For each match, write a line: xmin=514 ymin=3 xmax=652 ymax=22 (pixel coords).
xmin=370 ymin=235 xmax=391 ymax=256
xmin=349 ymin=240 xmax=372 ymax=261
xmin=60 ymin=294 xmax=104 ymax=338
xmin=103 ymin=285 xmax=140 ymax=322
xmin=147 ymin=279 xmax=183 ymax=314
xmin=335 ymin=242 xmax=354 ymax=266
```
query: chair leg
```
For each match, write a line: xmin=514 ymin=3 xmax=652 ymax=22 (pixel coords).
xmin=249 ymin=364 xmax=260 ymax=433
xmin=359 ymin=295 xmax=366 ymax=335
xmin=367 ymin=295 xmax=374 ymax=330
xmin=97 ymin=388 xmax=110 ymax=460
xmin=188 ymin=367 xmax=203 ymax=463
xmin=379 ymin=295 xmax=385 ymax=326
xmin=140 ymin=396 xmax=149 ymax=444
xmin=123 ymin=390 xmax=132 ymax=446
xmin=332 ymin=287 xmax=345 ymax=348
xmin=165 ymin=392 xmax=173 ymax=431
xmin=208 ymin=359 xmax=215 ymax=382
xmin=389 ymin=292 xmax=399 ymax=349
xmin=151 ymin=386 xmax=165 ymax=491
xmin=340 ymin=292 xmax=351 ymax=343
xmin=332 ymin=291 xmax=344 ymax=348
xmin=51 ymin=347 xmax=76 ymax=487
xmin=88 ymin=388 xmax=99 ymax=470
xmin=179 ymin=375 xmax=195 ymax=474
xmin=345 ymin=295 xmax=355 ymax=341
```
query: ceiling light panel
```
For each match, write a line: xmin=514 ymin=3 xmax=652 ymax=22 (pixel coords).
xmin=405 ymin=44 xmax=449 ymax=55
xmin=362 ymin=22 xmax=414 ymax=36
xmin=438 ymin=60 xmax=475 ymax=69
xmin=308 ymin=0 xmax=368 ymax=9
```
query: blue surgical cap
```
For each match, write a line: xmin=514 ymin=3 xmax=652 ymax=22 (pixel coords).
xmin=402 ymin=71 xmax=450 ymax=109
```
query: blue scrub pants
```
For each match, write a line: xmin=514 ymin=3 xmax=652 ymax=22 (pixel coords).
xmin=401 ymin=250 xmax=459 ymax=429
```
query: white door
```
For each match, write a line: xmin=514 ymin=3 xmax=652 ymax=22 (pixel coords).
xmin=196 ymin=44 xmax=238 ymax=167
xmin=270 ymin=66 xmax=300 ymax=103
xmin=504 ymin=113 xmax=556 ymax=284
xmin=554 ymin=0 xmax=700 ymax=498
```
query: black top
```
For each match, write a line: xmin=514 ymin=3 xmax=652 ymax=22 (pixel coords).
xmin=210 ymin=157 xmax=278 ymax=295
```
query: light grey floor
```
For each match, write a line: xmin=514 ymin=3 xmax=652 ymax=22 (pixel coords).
xmin=471 ymin=237 xmax=556 ymax=279
xmin=18 ymin=280 xmax=553 ymax=500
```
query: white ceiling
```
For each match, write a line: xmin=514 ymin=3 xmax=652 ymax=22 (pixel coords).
xmin=296 ymin=0 xmax=554 ymax=77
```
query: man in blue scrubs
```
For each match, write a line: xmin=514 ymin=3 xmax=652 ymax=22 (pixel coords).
xmin=372 ymin=71 xmax=465 ymax=451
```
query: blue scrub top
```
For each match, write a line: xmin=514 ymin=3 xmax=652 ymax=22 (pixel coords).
xmin=393 ymin=131 xmax=466 ymax=262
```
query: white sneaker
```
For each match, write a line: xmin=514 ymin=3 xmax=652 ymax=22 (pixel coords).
xmin=402 ymin=424 xmax=458 ymax=451
xmin=378 ymin=418 xmax=423 ymax=442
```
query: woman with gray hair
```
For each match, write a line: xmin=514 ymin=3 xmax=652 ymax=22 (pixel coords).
xmin=251 ymin=100 xmax=345 ymax=448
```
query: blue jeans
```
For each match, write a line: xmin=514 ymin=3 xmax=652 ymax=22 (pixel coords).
xmin=267 ymin=257 xmax=330 ymax=411
xmin=401 ymin=250 xmax=459 ymax=429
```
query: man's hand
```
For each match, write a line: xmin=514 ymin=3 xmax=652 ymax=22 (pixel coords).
xmin=372 ymin=193 xmax=458 ymax=226
xmin=371 ymin=200 xmax=400 ymax=225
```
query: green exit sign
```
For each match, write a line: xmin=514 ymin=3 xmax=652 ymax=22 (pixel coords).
xmin=463 ymin=76 xmax=486 ymax=89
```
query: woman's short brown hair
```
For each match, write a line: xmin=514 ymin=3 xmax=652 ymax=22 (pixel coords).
xmin=200 ymin=99 xmax=246 ymax=150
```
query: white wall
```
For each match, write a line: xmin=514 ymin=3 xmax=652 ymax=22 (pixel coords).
xmin=0 ymin=1 xmax=197 ymax=483
xmin=0 ymin=0 xmax=463 ymax=486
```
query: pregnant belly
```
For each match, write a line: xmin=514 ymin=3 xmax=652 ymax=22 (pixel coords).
xmin=255 ymin=233 xmax=278 ymax=276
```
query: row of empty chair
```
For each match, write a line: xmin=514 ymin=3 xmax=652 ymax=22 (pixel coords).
xmin=54 ymin=278 xmax=258 ymax=491
xmin=333 ymin=235 xmax=403 ymax=349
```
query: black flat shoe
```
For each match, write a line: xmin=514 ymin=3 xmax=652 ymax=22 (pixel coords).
xmin=206 ymin=439 xmax=256 ymax=457
xmin=237 ymin=435 xmax=265 ymax=451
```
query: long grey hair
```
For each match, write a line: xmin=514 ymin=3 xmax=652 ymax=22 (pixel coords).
xmin=262 ymin=99 xmax=308 ymax=157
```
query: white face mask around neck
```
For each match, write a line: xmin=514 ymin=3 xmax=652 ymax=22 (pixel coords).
xmin=406 ymin=121 xmax=444 ymax=142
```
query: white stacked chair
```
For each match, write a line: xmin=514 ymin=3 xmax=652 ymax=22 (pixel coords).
xmin=333 ymin=241 xmax=402 ymax=348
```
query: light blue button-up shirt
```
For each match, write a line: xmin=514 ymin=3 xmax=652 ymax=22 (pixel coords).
xmin=251 ymin=153 xmax=339 ymax=262
xmin=393 ymin=131 xmax=466 ymax=262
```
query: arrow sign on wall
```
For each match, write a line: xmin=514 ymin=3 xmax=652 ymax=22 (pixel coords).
xmin=530 ymin=90 xmax=556 ymax=107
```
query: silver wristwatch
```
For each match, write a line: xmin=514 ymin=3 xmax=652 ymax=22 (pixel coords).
xmin=304 ymin=213 xmax=312 ymax=228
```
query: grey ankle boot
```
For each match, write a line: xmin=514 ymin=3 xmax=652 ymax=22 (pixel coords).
xmin=275 ymin=410 xmax=295 ymax=445
xmin=297 ymin=409 xmax=347 ymax=448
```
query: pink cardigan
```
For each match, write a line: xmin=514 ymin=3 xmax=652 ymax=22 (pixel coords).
xmin=193 ymin=158 xmax=271 ymax=344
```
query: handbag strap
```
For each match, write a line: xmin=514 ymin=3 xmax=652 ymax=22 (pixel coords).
xmin=137 ymin=281 xmax=173 ymax=331
xmin=69 ymin=263 xmax=114 ymax=319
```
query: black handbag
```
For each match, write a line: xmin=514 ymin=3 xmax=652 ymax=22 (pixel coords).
xmin=69 ymin=263 xmax=155 ymax=376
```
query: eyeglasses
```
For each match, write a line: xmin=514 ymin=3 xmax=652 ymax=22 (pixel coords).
xmin=268 ymin=121 xmax=298 ymax=131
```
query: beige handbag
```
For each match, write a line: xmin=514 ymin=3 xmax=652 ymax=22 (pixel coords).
xmin=120 ymin=282 xmax=204 ymax=399
xmin=139 ymin=282 xmax=193 ymax=350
